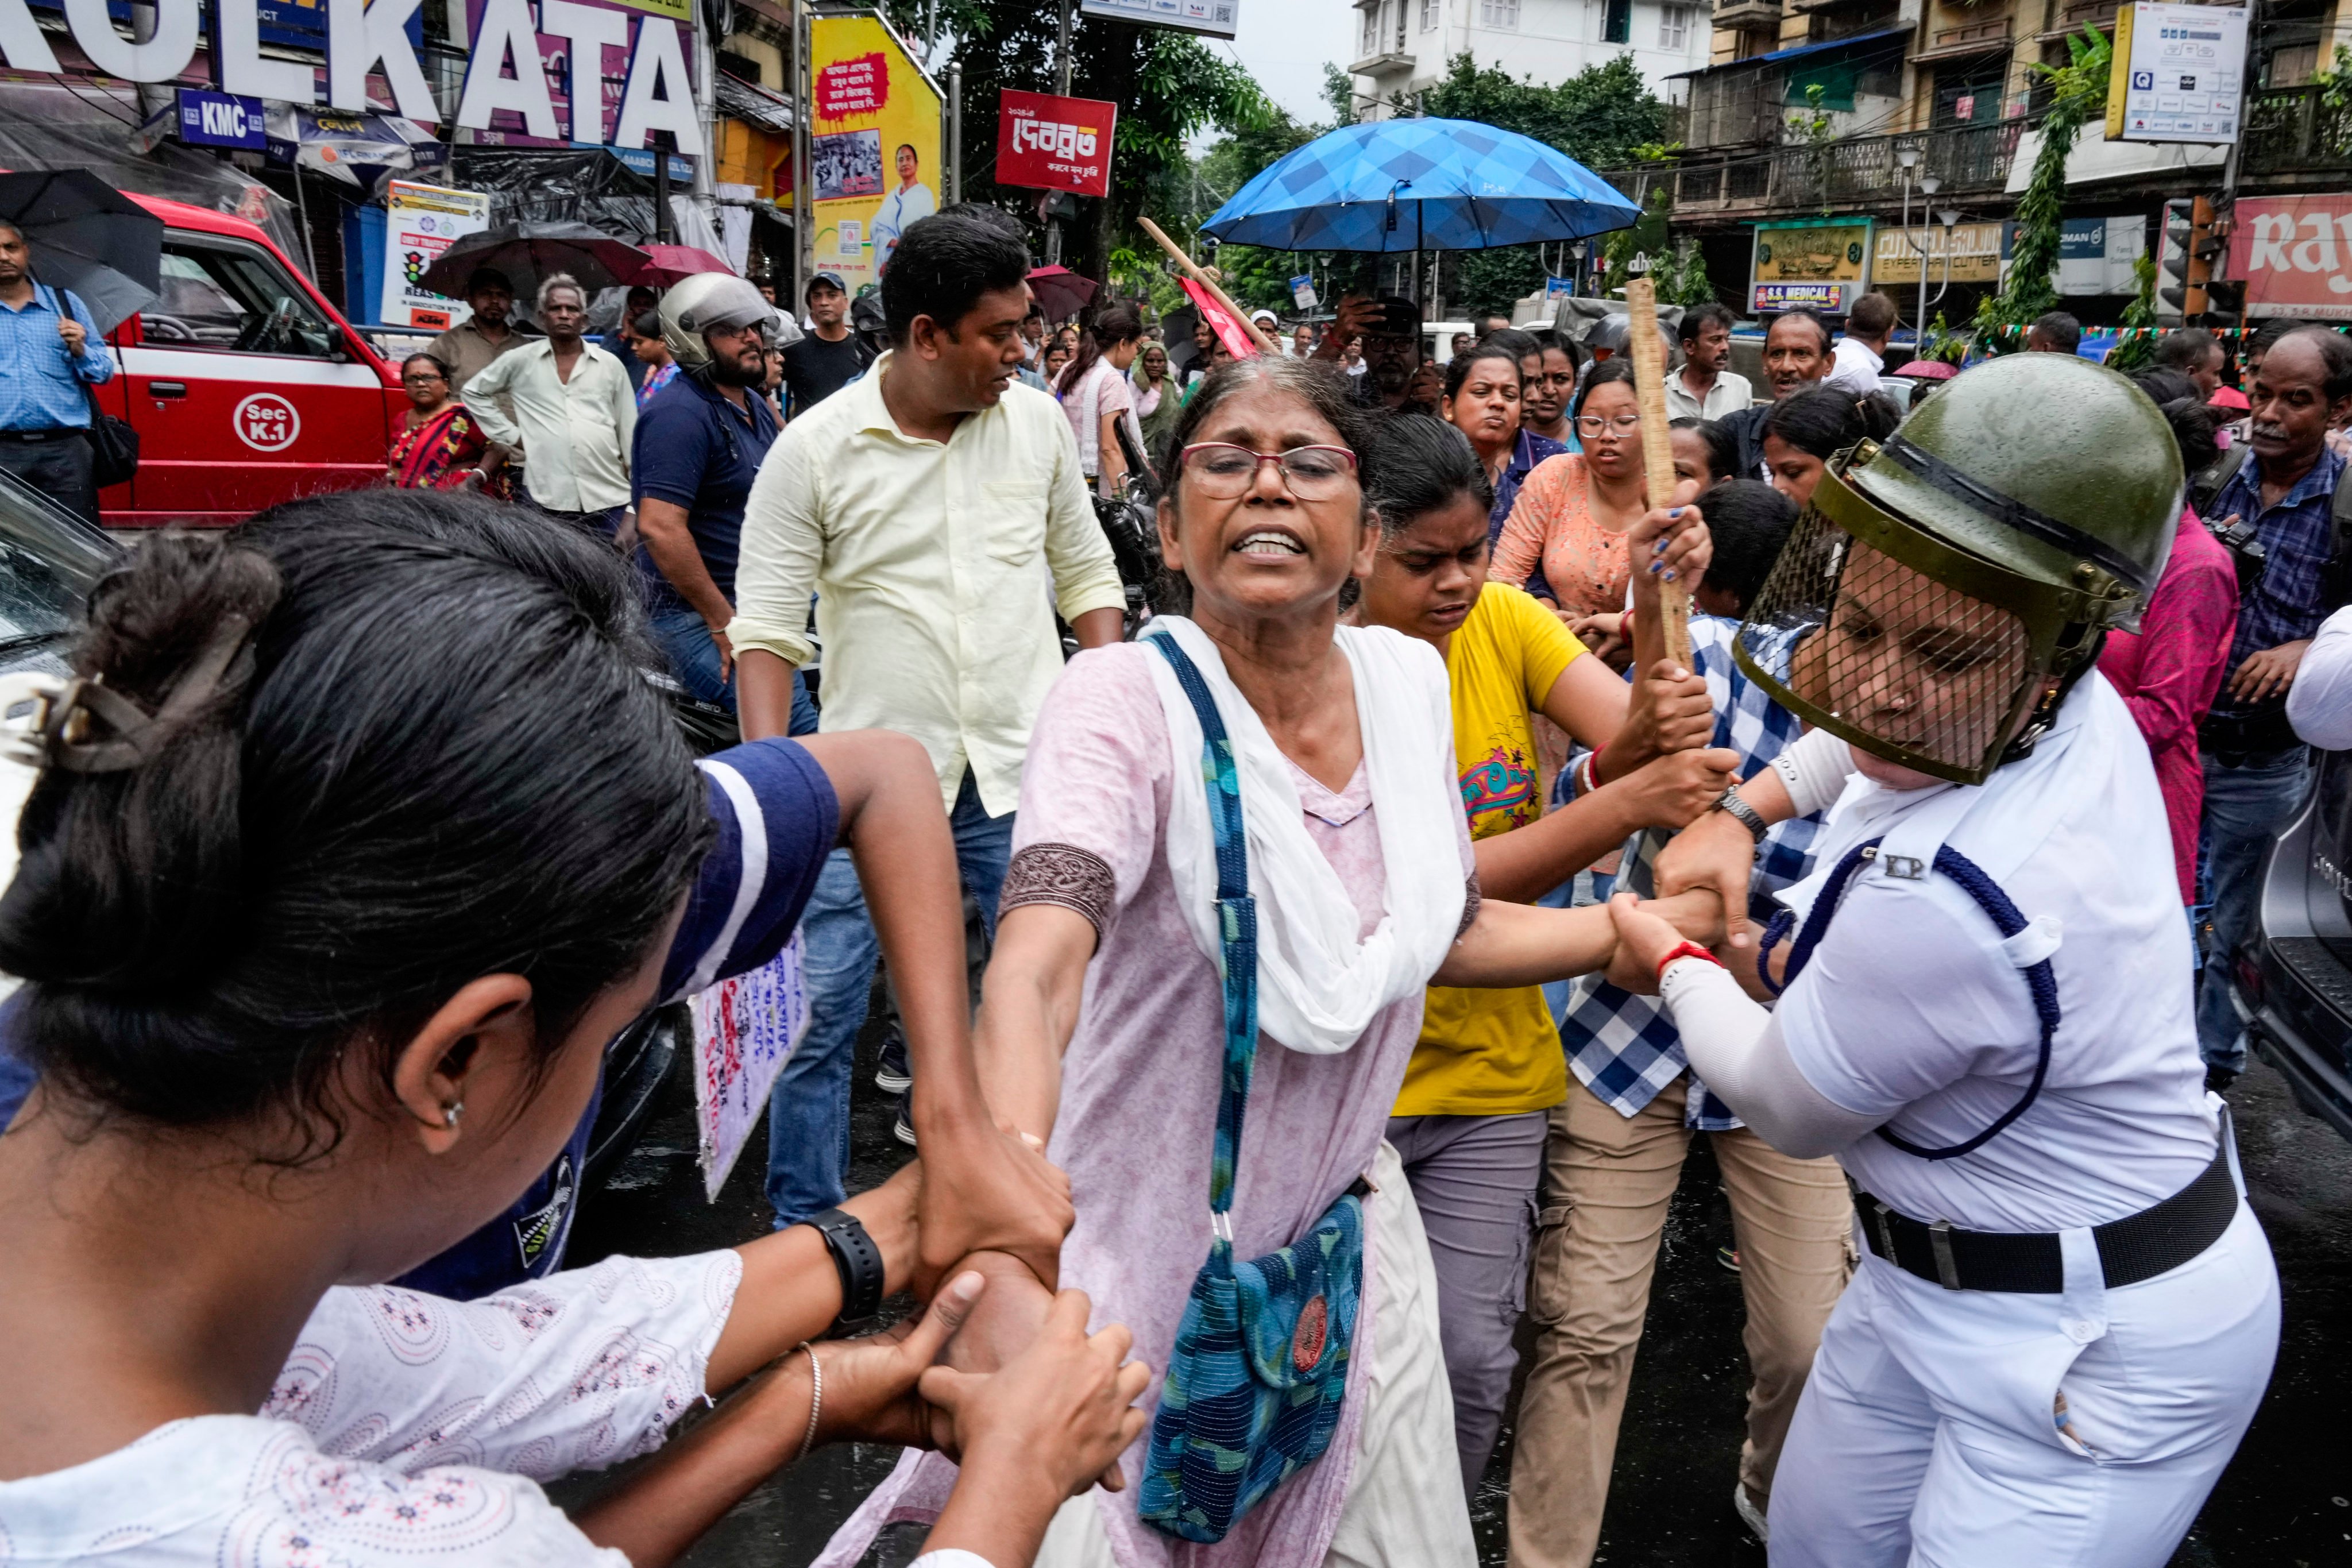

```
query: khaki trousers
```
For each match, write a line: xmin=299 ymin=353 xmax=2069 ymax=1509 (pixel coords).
xmin=1506 ymin=1078 xmax=1853 ymax=1568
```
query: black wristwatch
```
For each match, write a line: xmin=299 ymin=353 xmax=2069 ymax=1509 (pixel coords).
xmin=1713 ymin=785 xmax=1770 ymax=844
xmin=806 ymin=1207 xmax=887 ymax=1331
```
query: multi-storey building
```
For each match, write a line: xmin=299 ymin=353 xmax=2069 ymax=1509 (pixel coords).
xmin=1347 ymin=0 xmax=1715 ymax=116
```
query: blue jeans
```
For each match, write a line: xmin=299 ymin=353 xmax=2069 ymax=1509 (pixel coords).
xmin=764 ymin=768 xmax=1014 ymax=1226
xmin=2194 ymin=746 xmax=2313 ymax=1071
xmin=648 ymin=601 xmax=816 ymax=733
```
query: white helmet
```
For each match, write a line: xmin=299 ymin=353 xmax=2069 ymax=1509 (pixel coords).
xmin=659 ymin=273 xmax=799 ymax=370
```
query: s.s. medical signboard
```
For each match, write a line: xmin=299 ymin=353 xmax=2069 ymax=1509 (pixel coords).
xmin=0 ymin=0 xmax=702 ymax=155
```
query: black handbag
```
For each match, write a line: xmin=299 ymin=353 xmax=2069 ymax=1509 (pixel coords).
xmin=48 ymin=285 xmax=136 ymax=489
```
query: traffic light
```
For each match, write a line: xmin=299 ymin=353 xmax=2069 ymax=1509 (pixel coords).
xmin=2160 ymin=196 xmax=2230 ymax=322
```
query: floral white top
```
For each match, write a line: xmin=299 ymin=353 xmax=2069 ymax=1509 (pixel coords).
xmin=0 ymin=1250 xmax=741 ymax=1566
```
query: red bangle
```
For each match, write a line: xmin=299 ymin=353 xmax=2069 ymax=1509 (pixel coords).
xmin=1655 ymin=941 xmax=1722 ymax=983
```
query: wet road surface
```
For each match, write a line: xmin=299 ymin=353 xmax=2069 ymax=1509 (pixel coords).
xmin=558 ymin=1032 xmax=2352 ymax=1567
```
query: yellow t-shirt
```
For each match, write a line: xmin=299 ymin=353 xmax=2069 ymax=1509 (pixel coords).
xmin=1395 ymin=582 xmax=1586 ymax=1118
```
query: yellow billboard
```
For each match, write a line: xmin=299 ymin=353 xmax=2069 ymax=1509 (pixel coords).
xmin=808 ymin=13 xmax=943 ymax=290
xmin=1872 ymin=222 xmax=2004 ymax=286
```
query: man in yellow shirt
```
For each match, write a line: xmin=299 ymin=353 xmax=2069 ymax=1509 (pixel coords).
xmin=730 ymin=208 xmax=1125 ymax=1226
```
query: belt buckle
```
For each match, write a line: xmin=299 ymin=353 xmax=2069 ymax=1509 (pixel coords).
xmin=1929 ymin=1218 xmax=1961 ymax=1290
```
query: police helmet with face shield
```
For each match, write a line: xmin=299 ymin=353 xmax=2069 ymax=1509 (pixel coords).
xmin=1732 ymin=354 xmax=2182 ymax=785
xmin=659 ymin=272 xmax=794 ymax=371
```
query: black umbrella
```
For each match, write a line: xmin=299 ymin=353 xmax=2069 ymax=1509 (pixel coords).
xmin=0 ymin=169 xmax=163 ymax=336
xmin=417 ymin=221 xmax=652 ymax=300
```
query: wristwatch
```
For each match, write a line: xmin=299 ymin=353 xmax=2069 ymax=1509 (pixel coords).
xmin=1712 ymin=784 xmax=1770 ymax=844
xmin=806 ymin=1207 xmax=887 ymax=1331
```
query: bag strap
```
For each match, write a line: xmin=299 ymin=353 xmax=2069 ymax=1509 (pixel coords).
xmin=1147 ymin=630 xmax=1259 ymax=1227
xmin=1779 ymin=836 xmax=2059 ymax=1162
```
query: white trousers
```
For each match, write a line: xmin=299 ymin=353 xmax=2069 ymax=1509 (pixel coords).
xmin=1032 ymin=1141 xmax=1478 ymax=1568
xmin=1769 ymin=1201 xmax=2278 ymax=1568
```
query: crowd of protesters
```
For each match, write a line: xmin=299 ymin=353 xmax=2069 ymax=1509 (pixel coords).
xmin=0 ymin=202 xmax=2338 ymax=1568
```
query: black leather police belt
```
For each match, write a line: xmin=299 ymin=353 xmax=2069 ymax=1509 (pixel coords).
xmin=1853 ymin=1143 xmax=2238 ymax=1293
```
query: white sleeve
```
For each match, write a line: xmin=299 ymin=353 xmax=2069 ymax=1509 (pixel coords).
xmin=1659 ymin=958 xmax=1880 ymax=1158
xmin=912 ymin=1554 xmax=1001 ymax=1568
xmin=1768 ymin=724 xmax=1855 ymax=817
xmin=262 ymin=1250 xmax=744 ymax=1482
xmin=2288 ymin=604 xmax=2352 ymax=750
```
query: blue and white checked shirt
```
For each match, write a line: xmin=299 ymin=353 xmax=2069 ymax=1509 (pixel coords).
xmin=1558 ymin=614 xmax=1821 ymax=1131
xmin=0 ymin=283 xmax=113 ymax=432
xmin=2208 ymin=443 xmax=2346 ymax=712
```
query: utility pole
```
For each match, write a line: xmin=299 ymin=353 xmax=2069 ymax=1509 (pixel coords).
xmin=791 ymin=0 xmax=809 ymax=306
xmin=1047 ymin=0 xmax=1074 ymax=265
xmin=948 ymin=65 xmax=963 ymax=204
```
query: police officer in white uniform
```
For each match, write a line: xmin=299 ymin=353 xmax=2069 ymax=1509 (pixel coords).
xmin=1605 ymin=353 xmax=2281 ymax=1567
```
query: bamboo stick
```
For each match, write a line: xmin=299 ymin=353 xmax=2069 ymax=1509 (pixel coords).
xmin=1137 ymin=215 xmax=1282 ymax=356
xmin=1623 ymin=278 xmax=1691 ymax=669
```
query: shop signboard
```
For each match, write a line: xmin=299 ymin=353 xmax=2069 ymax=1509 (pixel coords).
xmin=8 ymin=0 xmax=693 ymax=153
xmin=2226 ymin=194 xmax=2352 ymax=320
xmin=1079 ymin=0 xmax=1239 ymax=39
xmin=1995 ymin=215 xmax=2146 ymax=295
xmin=381 ymin=179 xmax=493 ymax=330
xmin=175 ymin=87 xmax=267 ymax=150
xmin=808 ymin=12 xmax=941 ymax=289
xmin=997 ymin=88 xmax=1116 ymax=199
xmin=1749 ymin=217 xmax=1872 ymax=314
xmin=1871 ymin=221 xmax=2003 ymax=286
xmin=2104 ymin=2 xmax=2249 ymax=145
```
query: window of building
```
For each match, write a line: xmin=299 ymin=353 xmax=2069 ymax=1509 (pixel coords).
xmin=1658 ymin=4 xmax=1691 ymax=48
xmin=1360 ymin=1 xmax=1381 ymax=55
xmin=1421 ymin=0 xmax=1441 ymax=30
xmin=1480 ymin=0 xmax=1519 ymax=27
xmin=1932 ymin=55 xmax=2009 ymax=127
xmin=1602 ymin=0 xmax=1631 ymax=44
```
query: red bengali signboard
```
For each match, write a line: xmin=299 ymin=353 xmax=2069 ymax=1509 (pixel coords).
xmin=998 ymin=88 xmax=1117 ymax=199
xmin=818 ymin=51 xmax=888 ymax=121
xmin=2226 ymin=194 xmax=2352 ymax=321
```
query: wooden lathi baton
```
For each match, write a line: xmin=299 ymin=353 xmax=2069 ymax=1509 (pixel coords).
xmin=1623 ymin=277 xmax=1692 ymax=669
xmin=1137 ymin=215 xmax=1282 ymax=357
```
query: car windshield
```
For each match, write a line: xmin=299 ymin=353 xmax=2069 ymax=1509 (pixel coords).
xmin=0 ymin=462 xmax=114 ymax=677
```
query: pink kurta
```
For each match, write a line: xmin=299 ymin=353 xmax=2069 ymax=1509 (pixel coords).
xmin=2098 ymin=508 xmax=2240 ymax=903
xmin=814 ymin=642 xmax=1475 ymax=1568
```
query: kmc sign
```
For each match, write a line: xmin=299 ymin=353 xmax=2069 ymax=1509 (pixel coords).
xmin=0 ymin=0 xmax=702 ymax=153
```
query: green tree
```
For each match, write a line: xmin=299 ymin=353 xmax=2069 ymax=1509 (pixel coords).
xmin=876 ymin=1 xmax=1274 ymax=285
xmin=1976 ymin=25 xmax=2112 ymax=345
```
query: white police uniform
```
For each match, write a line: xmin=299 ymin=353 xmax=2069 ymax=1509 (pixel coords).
xmin=1756 ymin=677 xmax=2280 ymax=1566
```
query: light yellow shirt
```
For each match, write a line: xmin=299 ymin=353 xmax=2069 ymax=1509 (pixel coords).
xmin=1662 ymin=365 xmax=1754 ymax=422
xmin=728 ymin=352 xmax=1127 ymax=814
xmin=461 ymin=338 xmax=635 ymax=512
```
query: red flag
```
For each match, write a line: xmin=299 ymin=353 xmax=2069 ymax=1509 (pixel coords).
xmin=1181 ymin=277 xmax=1258 ymax=360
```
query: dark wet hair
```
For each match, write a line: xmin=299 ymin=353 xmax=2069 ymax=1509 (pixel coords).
xmin=1366 ymin=410 xmax=1492 ymax=539
xmin=1670 ymin=415 xmax=1740 ymax=489
xmin=1679 ymin=302 xmax=1735 ymax=343
xmin=2031 ymin=311 xmax=2083 ymax=355
xmin=1571 ymin=356 xmax=1635 ymax=420
xmin=2279 ymin=326 xmax=2352 ymax=401
xmin=1699 ymin=480 xmax=1797 ymax=612
xmin=2132 ymin=369 xmax=2222 ymax=475
xmin=1763 ymin=385 xmax=1898 ymax=461
xmin=882 ymin=211 xmax=1030 ymax=347
xmin=1768 ymin=308 xmax=1830 ymax=356
xmin=1485 ymin=327 xmax=1542 ymax=365
xmin=400 ymin=352 xmax=451 ymax=382
xmin=1848 ymin=291 xmax=1898 ymax=338
xmin=1444 ymin=341 xmax=1524 ymax=402
xmin=1060 ymin=301 xmax=1143 ymax=399
xmin=2155 ymin=327 xmax=2219 ymax=374
xmin=0 ymin=492 xmax=710 ymax=1152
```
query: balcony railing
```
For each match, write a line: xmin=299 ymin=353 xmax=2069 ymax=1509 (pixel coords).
xmin=2240 ymin=84 xmax=2352 ymax=176
xmin=1598 ymin=119 xmax=2025 ymax=218
xmin=1712 ymin=0 xmax=1783 ymax=28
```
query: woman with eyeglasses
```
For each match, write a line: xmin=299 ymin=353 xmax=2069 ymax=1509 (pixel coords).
xmin=1489 ymin=360 xmax=1652 ymax=627
xmin=387 ymin=353 xmax=508 ymax=497
xmin=1442 ymin=342 xmax=1567 ymax=553
xmin=821 ymin=357 xmax=1721 ymax=1568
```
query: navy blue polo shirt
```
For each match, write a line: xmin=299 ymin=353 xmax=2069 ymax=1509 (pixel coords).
xmin=0 ymin=737 xmax=839 ymax=1301
xmin=632 ymin=371 xmax=781 ymax=611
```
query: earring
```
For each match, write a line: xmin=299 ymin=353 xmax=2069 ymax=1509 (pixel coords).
xmin=443 ymin=1102 xmax=465 ymax=1128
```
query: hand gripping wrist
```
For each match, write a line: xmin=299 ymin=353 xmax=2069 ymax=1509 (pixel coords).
xmin=1654 ymin=940 xmax=1723 ymax=984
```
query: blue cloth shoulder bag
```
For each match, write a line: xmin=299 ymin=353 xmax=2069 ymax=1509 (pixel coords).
xmin=1137 ymin=630 xmax=1368 ymax=1544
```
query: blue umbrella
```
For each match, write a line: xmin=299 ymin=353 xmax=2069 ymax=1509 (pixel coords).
xmin=1199 ymin=118 xmax=1640 ymax=253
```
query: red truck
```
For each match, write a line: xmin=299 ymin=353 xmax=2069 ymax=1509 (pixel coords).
xmin=96 ymin=192 xmax=407 ymax=527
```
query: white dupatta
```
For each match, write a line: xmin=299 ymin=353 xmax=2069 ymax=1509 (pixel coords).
xmin=1143 ymin=616 xmax=1468 ymax=1056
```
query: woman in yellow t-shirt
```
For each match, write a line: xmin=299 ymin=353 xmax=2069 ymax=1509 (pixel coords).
xmin=1351 ymin=411 xmax=1739 ymax=1494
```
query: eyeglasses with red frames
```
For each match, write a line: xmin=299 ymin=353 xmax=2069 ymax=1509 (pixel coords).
xmin=1177 ymin=442 xmax=1360 ymax=500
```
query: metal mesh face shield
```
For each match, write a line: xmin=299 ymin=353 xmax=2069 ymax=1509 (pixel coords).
xmin=1732 ymin=451 xmax=2118 ymax=785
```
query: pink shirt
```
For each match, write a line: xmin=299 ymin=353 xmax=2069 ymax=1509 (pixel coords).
xmin=2098 ymin=508 xmax=2239 ymax=902
xmin=816 ymin=642 xmax=1474 ymax=1568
